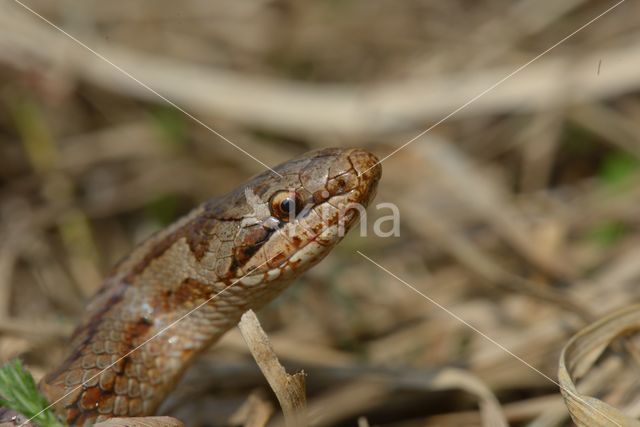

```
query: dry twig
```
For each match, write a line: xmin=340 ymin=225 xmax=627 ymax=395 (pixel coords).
xmin=238 ymin=310 xmax=307 ymax=427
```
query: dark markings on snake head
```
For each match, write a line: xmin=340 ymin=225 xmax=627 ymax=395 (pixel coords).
xmin=231 ymin=225 xmax=275 ymax=273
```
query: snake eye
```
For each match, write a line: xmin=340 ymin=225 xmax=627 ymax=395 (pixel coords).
xmin=270 ymin=191 xmax=304 ymax=222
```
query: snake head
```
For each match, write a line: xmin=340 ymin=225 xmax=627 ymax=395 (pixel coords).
xmin=210 ymin=148 xmax=382 ymax=282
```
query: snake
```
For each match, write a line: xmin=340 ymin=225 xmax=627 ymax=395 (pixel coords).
xmin=4 ymin=148 xmax=381 ymax=426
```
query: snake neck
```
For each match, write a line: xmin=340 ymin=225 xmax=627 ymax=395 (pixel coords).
xmin=41 ymin=226 xmax=300 ymax=425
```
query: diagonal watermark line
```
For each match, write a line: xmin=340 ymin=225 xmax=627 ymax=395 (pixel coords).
xmin=22 ymin=254 xmax=280 ymax=426
xmin=358 ymin=0 xmax=627 ymax=177
xmin=10 ymin=0 xmax=283 ymax=178
xmin=357 ymin=250 xmax=623 ymax=427
xmin=357 ymin=251 xmax=561 ymax=387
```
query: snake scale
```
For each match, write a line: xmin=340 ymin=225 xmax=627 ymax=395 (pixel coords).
xmin=5 ymin=148 xmax=381 ymax=426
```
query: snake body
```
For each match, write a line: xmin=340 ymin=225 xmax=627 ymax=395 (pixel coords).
xmin=34 ymin=148 xmax=381 ymax=425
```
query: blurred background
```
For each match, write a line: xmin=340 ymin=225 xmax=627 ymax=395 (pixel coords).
xmin=1 ymin=0 xmax=640 ymax=425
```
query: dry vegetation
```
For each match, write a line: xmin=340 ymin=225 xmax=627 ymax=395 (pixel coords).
xmin=2 ymin=0 xmax=640 ymax=426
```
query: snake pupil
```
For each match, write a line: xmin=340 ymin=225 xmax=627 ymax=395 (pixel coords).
xmin=280 ymin=198 xmax=294 ymax=214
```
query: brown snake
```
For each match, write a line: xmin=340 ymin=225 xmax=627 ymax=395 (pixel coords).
xmin=9 ymin=148 xmax=381 ymax=426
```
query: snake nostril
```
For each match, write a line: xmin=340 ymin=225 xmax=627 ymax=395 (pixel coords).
xmin=327 ymin=172 xmax=357 ymax=196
